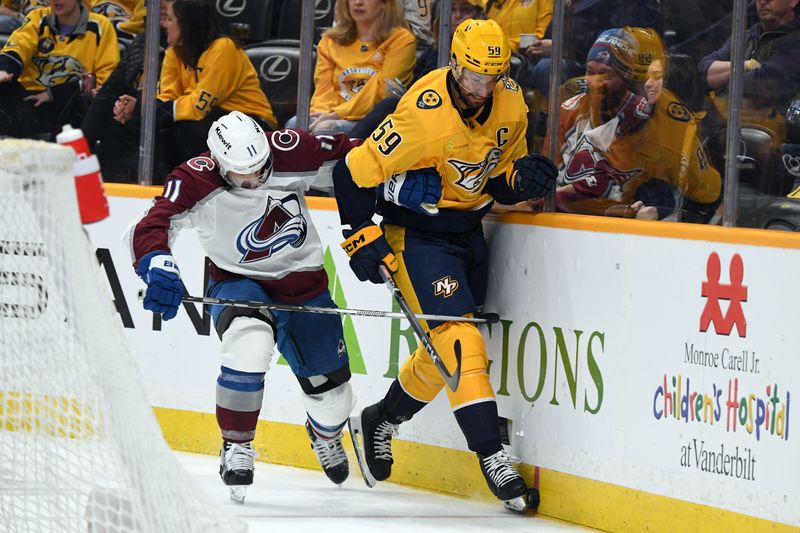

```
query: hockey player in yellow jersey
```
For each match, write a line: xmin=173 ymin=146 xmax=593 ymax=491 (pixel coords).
xmin=554 ymin=28 xmax=721 ymax=220
xmin=333 ymin=18 xmax=557 ymax=512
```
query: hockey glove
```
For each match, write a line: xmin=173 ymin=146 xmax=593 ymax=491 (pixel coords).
xmin=136 ymin=251 xmax=185 ymax=321
xmin=512 ymin=154 xmax=558 ymax=200
xmin=341 ymin=221 xmax=398 ymax=284
xmin=378 ymin=167 xmax=441 ymax=216
xmin=615 ymin=91 xmax=653 ymax=137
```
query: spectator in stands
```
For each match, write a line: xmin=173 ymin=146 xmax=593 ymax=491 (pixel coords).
xmin=349 ymin=0 xmax=485 ymax=140
xmin=0 ymin=1 xmax=25 ymax=33
xmin=552 ymin=28 xmax=721 ymax=220
xmin=286 ymin=0 xmax=416 ymax=135
xmin=112 ymin=0 xmax=277 ymax=172
xmin=414 ymin=0 xmax=484 ymax=81
xmin=699 ymin=0 xmax=800 ymax=126
xmin=0 ymin=0 xmax=47 ymax=33
xmin=483 ymin=0 xmax=553 ymax=55
xmin=523 ymin=0 xmax=613 ymax=95
xmin=82 ymin=0 xmax=170 ymax=182
xmin=402 ymin=0 xmax=432 ymax=46
xmin=89 ymin=0 xmax=145 ymax=41
xmin=0 ymin=0 xmax=119 ymax=139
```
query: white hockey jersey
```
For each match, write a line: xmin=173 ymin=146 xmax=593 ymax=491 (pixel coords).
xmin=127 ymin=129 xmax=360 ymax=302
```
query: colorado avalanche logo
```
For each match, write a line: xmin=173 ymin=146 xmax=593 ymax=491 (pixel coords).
xmin=236 ymin=194 xmax=307 ymax=263
xmin=564 ymin=135 xmax=641 ymax=192
xmin=448 ymin=147 xmax=502 ymax=193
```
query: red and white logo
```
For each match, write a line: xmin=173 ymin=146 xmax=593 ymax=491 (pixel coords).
xmin=699 ymin=252 xmax=747 ymax=337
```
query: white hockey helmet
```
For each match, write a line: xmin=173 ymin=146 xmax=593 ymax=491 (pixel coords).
xmin=207 ymin=111 xmax=273 ymax=188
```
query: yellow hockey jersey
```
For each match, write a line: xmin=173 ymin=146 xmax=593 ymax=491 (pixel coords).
xmin=311 ymin=26 xmax=416 ymax=120
xmin=0 ymin=6 xmax=119 ymax=91
xmin=158 ymin=37 xmax=277 ymax=128
xmin=484 ymin=0 xmax=553 ymax=52
xmin=346 ymin=67 xmax=529 ymax=217
xmin=555 ymin=87 xmax=721 ymax=216
xmin=89 ymin=0 xmax=145 ymax=39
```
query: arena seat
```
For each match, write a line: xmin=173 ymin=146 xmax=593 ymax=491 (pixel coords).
xmin=509 ymin=53 xmax=524 ymax=84
xmin=246 ymin=40 xmax=315 ymax=129
xmin=271 ymin=0 xmax=335 ymax=41
xmin=215 ymin=0 xmax=271 ymax=43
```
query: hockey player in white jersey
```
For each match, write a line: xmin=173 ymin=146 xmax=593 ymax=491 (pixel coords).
xmin=127 ymin=111 xmax=361 ymax=503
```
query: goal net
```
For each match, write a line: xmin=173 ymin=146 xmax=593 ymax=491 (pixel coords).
xmin=0 ymin=140 xmax=244 ymax=533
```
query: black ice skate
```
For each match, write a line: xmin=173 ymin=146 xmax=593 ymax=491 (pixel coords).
xmin=478 ymin=449 xmax=537 ymax=512
xmin=306 ymin=421 xmax=349 ymax=485
xmin=219 ymin=441 xmax=257 ymax=504
xmin=348 ymin=401 xmax=398 ymax=488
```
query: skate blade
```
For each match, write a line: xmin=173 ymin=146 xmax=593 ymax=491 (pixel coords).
xmin=229 ymin=486 xmax=247 ymax=504
xmin=503 ymin=495 xmax=527 ymax=513
xmin=347 ymin=415 xmax=377 ymax=488
xmin=503 ymin=488 xmax=540 ymax=513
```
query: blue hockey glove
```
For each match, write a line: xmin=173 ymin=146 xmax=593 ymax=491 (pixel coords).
xmin=136 ymin=251 xmax=185 ymax=321
xmin=341 ymin=221 xmax=398 ymax=284
xmin=512 ymin=154 xmax=558 ymax=200
xmin=378 ymin=167 xmax=441 ymax=216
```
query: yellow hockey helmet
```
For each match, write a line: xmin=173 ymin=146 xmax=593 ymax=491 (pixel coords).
xmin=625 ymin=26 xmax=666 ymax=84
xmin=450 ymin=18 xmax=511 ymax=76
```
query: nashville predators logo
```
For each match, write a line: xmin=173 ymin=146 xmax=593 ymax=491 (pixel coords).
xmin=417 ymin=90 xmax=441 ymax=109
xmin=32 ymin=55 xmax=84 ymax=87
xmin=338 ymin=67 xmax=375 ymax=101
xmin=237 ymin=193 xmax=308 ymax=263
xmin=432 ymin=276 xmax=459 ymax=298
xmin=91 ymin=2 xmax=129 ymax=25
xmin=448 ymin=147 xmax=502 ymax=193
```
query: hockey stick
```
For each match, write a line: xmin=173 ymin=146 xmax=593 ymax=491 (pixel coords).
xmin=377 ymin=265 xmax=462 ymax=392
xmin=136 ymin=289 xmax=498 ymax=325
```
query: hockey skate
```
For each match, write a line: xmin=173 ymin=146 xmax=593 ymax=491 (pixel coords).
xmin=306 ymin=421 xmax=349 ymax=485
xmin=348 ymin=401 xmax=398 ymax=488
xmin=219 ymin=441 xmax=257 ymax=504
xmin=478 ymin=449 xmax=538 ymax=513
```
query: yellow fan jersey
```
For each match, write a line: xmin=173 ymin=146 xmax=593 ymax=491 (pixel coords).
xmin=483 ymin=0 xmax=553 ymax=52
xmin=311 ymin=26 xmax=416 ymax=120
xmin=89 ymin=0 xmax=145 ymax=39
xmin=158 ymin=37 xmax=277 ymax=128
xmin=555 ymin=87 xmax=721 ymax=216
xmin=346 ymin=67 xmax=529 ymax=223
xmin=0 ymin=6 xmax=119 ymax=91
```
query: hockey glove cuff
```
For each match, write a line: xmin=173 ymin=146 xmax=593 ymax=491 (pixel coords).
xmin=378 ymin=167 xmax=441 ymax=216
xmin=512 ymin=154 xmax=558 ymax=200
xmin=341 ymin=222 xmax=398 ymax=284
xmin=137 ymin=251 xmax=185 ymax=321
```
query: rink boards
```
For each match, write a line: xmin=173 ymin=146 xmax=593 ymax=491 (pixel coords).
xmin=88 ymin=184 xmax=800 ymax=532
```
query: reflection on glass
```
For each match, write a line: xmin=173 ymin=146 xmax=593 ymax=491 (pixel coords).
xmin=552 ymin=27 xmax=721 ymax=222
